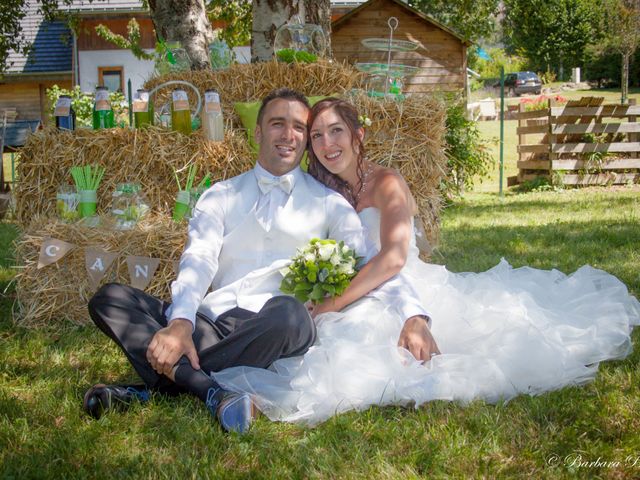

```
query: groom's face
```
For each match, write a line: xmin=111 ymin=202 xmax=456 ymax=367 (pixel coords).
xmin=255 ymin=98 xmax=309 ymax=177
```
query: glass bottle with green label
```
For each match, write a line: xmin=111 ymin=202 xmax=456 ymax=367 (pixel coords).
xmin=93 ymin=86 xmax=115 ymax=129
xmin=171 ymin=88 xmax=192 ymax=135
xmin=133 ymin=89 xmax=153 ymax=128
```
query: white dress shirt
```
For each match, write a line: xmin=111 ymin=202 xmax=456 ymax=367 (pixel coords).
xmin=168 ymin=164 xmax=365 ymax=326
xmin=167 ymin=163 xmax=429 ymax=328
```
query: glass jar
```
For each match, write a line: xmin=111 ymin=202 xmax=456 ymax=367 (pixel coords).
xmin=56 ymin=184 xmax=79 ymax=221
xmin=111 ymin=183 xmax=149 ymax=230
xmin=93 ymin=86 xmax=115 ymax=129
xmin=274 ymin=15 xmax=327 ymax=63
xmin=155 ymin=41 xmax=191 ymax=75
xmin=133 ymin=89 xmax=154 ymax=128
xmin=208 ymin=40 xmax=233 ymax=70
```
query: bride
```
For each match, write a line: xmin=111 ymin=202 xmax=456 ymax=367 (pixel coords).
xmin=213 ymin=98 xmax=640 ymax=425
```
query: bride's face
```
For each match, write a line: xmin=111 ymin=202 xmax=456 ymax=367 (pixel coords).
xmin=310 ymin=108 xmax=364 ymax=179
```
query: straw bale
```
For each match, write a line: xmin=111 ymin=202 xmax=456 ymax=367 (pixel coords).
xmin=14 ymin=214 xmax=186 ymax=327
xmin=144 ymin=60 xmax=366 ymax=123
xmin=13 ymin=61 xmax=447 ymax=328
xmin=15 ymin=126 xmax=253 ymax=224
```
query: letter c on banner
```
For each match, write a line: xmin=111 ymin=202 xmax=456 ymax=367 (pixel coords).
xmin=45 ymin=245 xmax=60 ymax=257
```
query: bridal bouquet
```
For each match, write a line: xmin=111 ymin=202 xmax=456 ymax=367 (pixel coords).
xmin=280 ymin=238 xmax=360 ymax=304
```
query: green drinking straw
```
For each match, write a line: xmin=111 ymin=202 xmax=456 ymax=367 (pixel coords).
xmin=174 ymin=164 xmax=198 ymax=191
xmin=70 ymin=164 xmax=105 ymax=190
xmin=197 ymin=173 xmax=211 ymax=189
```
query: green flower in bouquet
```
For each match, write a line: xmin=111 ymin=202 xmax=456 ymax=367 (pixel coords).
xmin=280 ymin=238 xmax=360 ymax=304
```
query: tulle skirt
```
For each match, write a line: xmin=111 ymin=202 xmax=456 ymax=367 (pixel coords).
xmin=213 ymin=259 xmax=640 ymax=425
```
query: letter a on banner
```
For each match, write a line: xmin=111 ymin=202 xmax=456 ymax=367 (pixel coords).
xmin=126 ymin=255 xmax=161 ymax=290
xmin=38 ymin=238 xmax=76 ymax=269
xmin=85 ymin=248 xmax=118 ymax=288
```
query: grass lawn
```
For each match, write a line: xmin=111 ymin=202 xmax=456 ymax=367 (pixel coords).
xmin=1 ymin=188 xmax=639 ymax=478
xmin=471 ymin=86 xmax=640 ymax=105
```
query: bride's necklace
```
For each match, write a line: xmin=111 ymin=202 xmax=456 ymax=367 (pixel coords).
xmin=354 ymin=162 xmax=374 ymax=204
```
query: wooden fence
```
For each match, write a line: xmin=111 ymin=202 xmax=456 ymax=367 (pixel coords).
xmin=513 ymin=97 xmax=640 ymax=186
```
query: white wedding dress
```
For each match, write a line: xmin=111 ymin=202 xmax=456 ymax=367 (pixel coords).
xmin=213 ymin=208 xmax=640 ymax=425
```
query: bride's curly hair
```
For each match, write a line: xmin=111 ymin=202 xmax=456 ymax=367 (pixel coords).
xmin=307 ymin=98 xmax=366 ymax=208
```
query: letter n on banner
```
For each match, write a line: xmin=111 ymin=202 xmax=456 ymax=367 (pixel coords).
xmin=38 ymin=238 xmax=75 ymax=269
xmin=85 ymin=248 xmax=118 ymax=288
xmin=126 ymin=255 xmax=161 ymax=290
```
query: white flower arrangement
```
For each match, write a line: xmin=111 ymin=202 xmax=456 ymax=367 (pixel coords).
xmin=280 ymin=238 xmax=360 ymax=303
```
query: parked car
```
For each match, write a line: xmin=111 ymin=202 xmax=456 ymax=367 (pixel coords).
xmin=497 ymin=71 xmax=542 ymax=96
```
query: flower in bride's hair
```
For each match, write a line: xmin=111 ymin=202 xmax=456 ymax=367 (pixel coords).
xmin=358 ymin=114 xmax=372 ymax=128
xmin=280 ymin=238 xmax=361 ymax=304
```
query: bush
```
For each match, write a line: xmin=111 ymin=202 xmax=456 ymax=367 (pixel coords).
xmin=441 ymin=96 xmax=494 ymax=196
xmin=46 ymin=85 xmax=128 ymax=127
xmin=470 ymin=47 xmax=528 ymax=81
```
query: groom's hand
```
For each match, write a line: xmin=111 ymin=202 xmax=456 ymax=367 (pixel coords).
xmin=398 ymin=315 xmax=440 ymax=362
xmin=147 ymin=318 xmax=200 ymax=377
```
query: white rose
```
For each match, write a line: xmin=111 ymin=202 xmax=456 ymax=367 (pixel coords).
xmin=318 ymin=244 xmax=335 ymax=261
xmin=330 ymin=253 xmax=341 ymax=266
xmin=304 ymin=253 xmax=315 ymax=262
xmin=337 ymin=263 xmax=354 ymax=275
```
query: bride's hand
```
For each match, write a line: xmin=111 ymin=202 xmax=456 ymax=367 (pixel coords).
xmin=309 ymin=297 xmax=337 ymax=319
xmin=398 ymin=315 xmax=440 ymax=362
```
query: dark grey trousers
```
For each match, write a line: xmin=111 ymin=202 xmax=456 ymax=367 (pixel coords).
xmin=88 ymin=283 xmax=316 ymax=392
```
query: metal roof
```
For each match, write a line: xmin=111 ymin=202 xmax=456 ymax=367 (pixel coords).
xmin=2 ymin=120 xmax=41 ymax=150
xmin=5 ymin=3 xmax=72 ymax=75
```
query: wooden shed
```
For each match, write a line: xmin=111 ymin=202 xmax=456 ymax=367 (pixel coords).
xmin=331 ymin=0 xmax=469 ymax=95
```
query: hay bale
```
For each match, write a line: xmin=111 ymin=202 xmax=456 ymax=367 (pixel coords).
xmin=14 ymin=214 xmax=186 ymax=327
xmin=15 ymin=127 xmax=252 ymax=224
xmin=144 ymin=60 xmax=366 ymax=119
xmin=12 ymin=61 xmax=447 ymax=328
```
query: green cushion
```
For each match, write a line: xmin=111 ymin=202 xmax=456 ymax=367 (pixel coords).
xmin=234 ymin=95 xmax=333 ymax=167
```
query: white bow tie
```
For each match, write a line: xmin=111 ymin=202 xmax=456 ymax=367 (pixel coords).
xmin=257 ymin=175 xmax=294 ymax=195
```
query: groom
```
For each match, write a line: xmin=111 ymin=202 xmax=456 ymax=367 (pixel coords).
xmin=84 ymin=88 xmax=373 ymax=433
xmin=84 ymin=88 xmax=435 ymax=433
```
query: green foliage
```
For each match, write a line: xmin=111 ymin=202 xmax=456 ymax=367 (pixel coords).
xmin=275 ymin=48 xmax=318 ymax=64
xmin=0 ymin=0 xmax=29 ymax=74
xmin=207 ymin=0 xmax=251 ymax=49
xmin=94 ymin=18 xmax=153 ymax=61
xmin=407 ymin=0 xmax=500 ymax=42
xmin=442 ymin=98 xmax=494 ymax=196
xmin=502 ymin=0 xmax=601 ymax=78
xmin=46 ymin=85 xmax=127 ymax=127
xmin=471 ymin=47 xmax=528 ymax=81
xmin=600 ymin=0 xmax=640 ymax=55
xmin=514 ymin=176 xmax=557 ymax=193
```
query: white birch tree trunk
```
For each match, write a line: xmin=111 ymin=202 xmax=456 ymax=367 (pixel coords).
xmin=251 ymin=0 xmax=304 ymax=62
xmin=148 ymin=0 xmax=215 ymax=70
